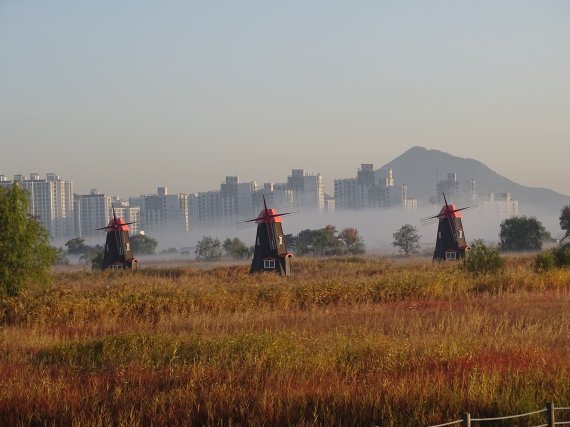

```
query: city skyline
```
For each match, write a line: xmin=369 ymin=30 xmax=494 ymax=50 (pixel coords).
xmin=3 ymin=143 xmax=568 ymax=202
xmin=1 ymin=2 xmax=569 ymax=197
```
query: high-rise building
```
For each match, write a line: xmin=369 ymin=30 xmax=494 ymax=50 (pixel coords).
xmin=286 ymin=169 xmax=324 ymax=211
xmin=74 ymin=189 xmax=112 ymax=237
xmin=334 ymin=165 xmax=416 ymax=210
xmin=1 ymin=173 xmax=75 ymax=239
xmin=139 ymin=187 xmax=189 ymax=234
xmin=479 ymin=192 xmax=519 ymax=219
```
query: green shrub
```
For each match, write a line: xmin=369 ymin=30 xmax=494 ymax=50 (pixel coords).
xmin=534 ymin=251 xmax=555 ymax=272
xmin=553 ymin=245 xmax=570 ymax=268
xmin=463 ymin=241 xmax=504 ymax=275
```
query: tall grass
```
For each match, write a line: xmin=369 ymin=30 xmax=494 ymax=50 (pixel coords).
xmin=1 ymin=256 xmax=570 ymax=425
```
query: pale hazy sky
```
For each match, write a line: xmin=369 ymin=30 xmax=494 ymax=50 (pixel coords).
xmin=1 ymin=1 xmax=569 ymax=198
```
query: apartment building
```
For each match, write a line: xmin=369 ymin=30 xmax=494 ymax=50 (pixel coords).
xmin=0 ymin=173 xmax=75 ymax=239
xmin=139 ymin=187 xmax=189 ymax=234
xmin=334 ymin=165 xmax=416 ymax=210
xmin=286 ymin=169 xmax=325 ymax=211
xmin=479 ymin=192 xmax=519 ymax=219
xmin=74 ymin=189 xmax=112 ymax=237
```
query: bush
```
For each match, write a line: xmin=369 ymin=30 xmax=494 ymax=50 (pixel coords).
xmin=463 ymin=241 xmax=504 ymax=275
xmin=553 ymin=245 xmax=570 ymax=268
xmin=534 ymin=251 xmax=555 ymax=272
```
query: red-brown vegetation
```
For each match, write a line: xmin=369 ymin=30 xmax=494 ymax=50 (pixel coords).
xmin=1 ymin=256 xmax=570 ymax=425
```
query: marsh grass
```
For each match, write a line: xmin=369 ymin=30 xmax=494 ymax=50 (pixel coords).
xmin=1 ymin=256 xmax=570 ymax=425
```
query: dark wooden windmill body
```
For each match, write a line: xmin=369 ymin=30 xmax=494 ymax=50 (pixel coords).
xmin=245 ymin=197 xmax=293 ymax=275
xmin=98 ymin=210 xmax=138 ymax=270
xmin=423 ymin=194 xmax=475 ymax=261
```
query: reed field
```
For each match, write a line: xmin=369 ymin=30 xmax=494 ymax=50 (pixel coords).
xmin=1 ymin=256 xmax=570 ymax=426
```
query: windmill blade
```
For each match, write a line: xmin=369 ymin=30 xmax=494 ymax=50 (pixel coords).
xmin=443 ymin=192 xmax=450 ymax=210
xmin=241 ymin=217 xmax=260 ymax=224
xmin=262 ymin=194 xmax=269 ymax=211
xmin=420 ymin=217 xmax=440 ymax=227
xmin=451 ymin=204 xmax=477 ymax=214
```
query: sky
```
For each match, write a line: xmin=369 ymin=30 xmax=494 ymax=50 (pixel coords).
xmin=1 ymin=1 xmax=569 ymax=199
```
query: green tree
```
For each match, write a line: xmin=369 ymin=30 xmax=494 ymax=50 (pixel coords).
xmin=392 ymin=224 xmax=421 ymax=256
xmin=79 ymin=245 xmax=104 ymax=270
xmin=223 ymin=237 xmax=252 ymax=260
xmin=295 ymin=226 xmax=345 ymax=256
xmin=64 ymin=237 xmax=91 ymax=256
xmin=130 ymin=234 xmax=158 ymax=255
xmin=339 ymin=227 xmax=365 ymax=255
xmin=55 ymin=247 xmax=70 ymax=265
xmin=283 ymin=233 xmax=297 ymax=251
xmin=499 ymin=216 xmax=546 ymax=252
xmin=464 ymin=239 xmax=504 ymax=275
xmin=560 ymin=205 xmax=570 ymax=242
xmin=195 ymin=236 xmax=222 ymax=261
xmin=0 ymin=184 xmax=57 ymax=296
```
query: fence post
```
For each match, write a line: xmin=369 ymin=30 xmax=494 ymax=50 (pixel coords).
xmin=546 ymin=402 xmax=555 ymax=427
xmin=462 ymin=413 xmax=471 ymax=427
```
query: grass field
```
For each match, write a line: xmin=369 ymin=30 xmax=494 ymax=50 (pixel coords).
xmin=1 ymin=256 xmax=570 ymax=426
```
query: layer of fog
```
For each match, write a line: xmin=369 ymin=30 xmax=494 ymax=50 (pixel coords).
xmin=52 ymin=203 xmax=564 ymax=262
xmin=137 ymin=204 xmax=565 ymax=258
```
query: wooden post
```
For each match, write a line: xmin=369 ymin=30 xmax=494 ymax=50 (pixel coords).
xmin=546 ymin=402 xmax=555 ymax=427
xmin=462 ymin=413 xmax=471 ymax=427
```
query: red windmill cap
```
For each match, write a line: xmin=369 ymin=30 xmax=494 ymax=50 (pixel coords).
xmin=439 ymin=204 xmax=463 ymax=219
xmin=255 ymin=208 xmax=283 ymax=223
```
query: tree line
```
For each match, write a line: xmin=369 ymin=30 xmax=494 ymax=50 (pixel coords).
xmin=391 ymin=213 xmax=565 ymax=256
xmin=194 ymin=225 xmax=365 ymax=261
xmin=3 ymin=181 xmax=570 ymax=296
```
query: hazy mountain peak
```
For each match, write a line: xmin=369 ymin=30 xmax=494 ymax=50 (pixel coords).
xmin=379 ymin=147 xmax=568 ymax=210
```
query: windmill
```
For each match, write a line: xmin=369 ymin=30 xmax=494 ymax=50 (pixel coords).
xmin=242 ymin=195 xmax=293 ymax=275
xmin=97 ymin=209 xmax=138 ymax=270
xmin=421 ymin=193 xmax=476 ymax=261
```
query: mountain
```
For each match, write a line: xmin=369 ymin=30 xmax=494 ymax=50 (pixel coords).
xmin=378 ymin=146 xmax=569 ymax=211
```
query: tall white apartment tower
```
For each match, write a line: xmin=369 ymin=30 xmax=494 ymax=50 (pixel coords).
xmin=287 ymin=169 xmax=325 ymax=211
xmin=139 ymin=187 xmax=189 ymax=234
xmin=0 ymin=173 xmax=75 ymax=239
xmin=74 ymin=189 xmax=112 ymax=237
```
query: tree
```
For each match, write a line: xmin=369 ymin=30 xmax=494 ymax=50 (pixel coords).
xmin=284 ymin=233 xmax=297 ymax=251
xmin=195 ymin=236 xmax=222 ymax=261
xmin=130 ymin=233 xmax=158 ymax=255
xmin=339 ymin=227 xmax=365 ymax=255
xmin=392 ymin=224 xmax=421 ymax=256
xmin=560 ymin=205 xmax=570 ymax=242
xmin=0 ymin=184 xmax=57 ymax=296
xmin=79 ymin=245 xmax=104 ymax=270
xmin=223 ymin=237 xmax=252 ymax=260
xmin=64 ymin=237 xmax=90 ymax=256
xmin=295 ymin=226 xmax=345 ymax=256
xmin=55 ymin=247 xmax=70 ymax=265
xmin=499 ymin=216 xmax=546 ymax=252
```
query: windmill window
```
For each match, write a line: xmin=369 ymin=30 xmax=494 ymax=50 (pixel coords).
xmin=278 ymin=235 xmax=283 ymax=245
xmin=445 ymin=251 xmax=457 ymax=260
xmin=264 ymin=259 xmax=276 ymax=269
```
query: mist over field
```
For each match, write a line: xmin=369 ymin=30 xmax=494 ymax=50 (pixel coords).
xmin=135 ymin=204 xmax=562 ymax=258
